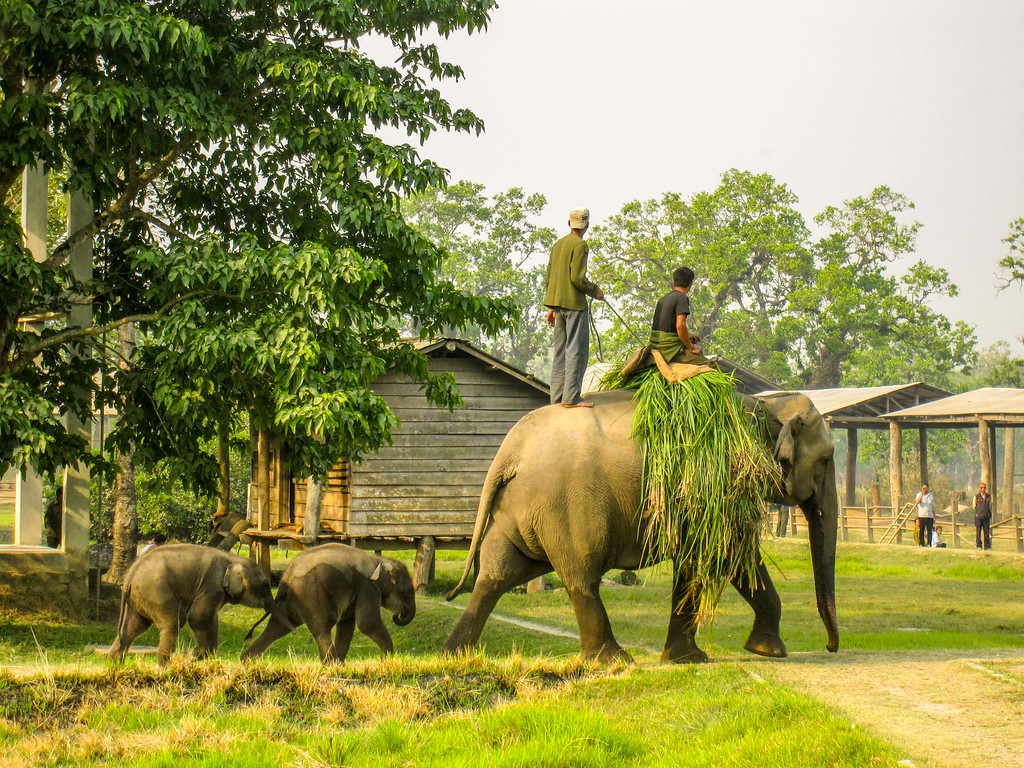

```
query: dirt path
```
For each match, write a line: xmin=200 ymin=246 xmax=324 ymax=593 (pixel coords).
xmin=745 ymin=649 xmax=1024 ymax=768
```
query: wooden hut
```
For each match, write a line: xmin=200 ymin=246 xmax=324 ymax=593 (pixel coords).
xmin=245 ymin=338 xmax=550 ymax=589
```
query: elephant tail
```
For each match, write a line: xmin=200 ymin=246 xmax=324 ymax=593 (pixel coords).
xmin=447 ymin=452 xmax=517 ymax=601
xmin=244 ymin=582 xmax=288 ymax=641
xmin=110 ymin=583 xmax=131 ymax=659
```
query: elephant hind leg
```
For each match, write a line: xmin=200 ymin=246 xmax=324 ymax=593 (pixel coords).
xmin=442 ymin=533 xmax=552 ymax=654
xmin=326 ymin=617 xmax=356 ymax=663
xmin=241 ymin=615 xmax=295 ymax=661
xmin=109 ymin=609 xmax=152 ymax=662
xmin=563 ymin=580 xmax=632 ymax=664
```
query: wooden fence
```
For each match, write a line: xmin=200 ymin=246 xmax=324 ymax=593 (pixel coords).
xmin=837 ymin=504 xmax=1024 ymax=552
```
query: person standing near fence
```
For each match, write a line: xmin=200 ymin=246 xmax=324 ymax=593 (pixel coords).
xmin=913 ymin=483 xmax=935 ymax=548
xmin=974 ymin=482 xmax=992 ymax=550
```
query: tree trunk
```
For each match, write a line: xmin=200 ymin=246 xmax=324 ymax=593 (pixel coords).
xmin=104 ymin=323 xmax=138 ymax=585
xmin=216 ymin=421 xmax=231 ymax=519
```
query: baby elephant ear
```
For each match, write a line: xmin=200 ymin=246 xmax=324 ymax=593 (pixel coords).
xmin=370 ymin=561 xmax=387 ymax=591
xmin=223 ymin=562 xmax=246 ymax=599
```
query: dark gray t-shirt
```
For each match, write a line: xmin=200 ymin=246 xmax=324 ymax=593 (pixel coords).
xmin=651 ymin=290 xmax=690 ymax=333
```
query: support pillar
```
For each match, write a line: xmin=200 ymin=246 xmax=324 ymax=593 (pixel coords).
xmin=1002 ymin=428 xmax=1015 ymax=519
xmin=845 ymin=428 xmax=858 ymax=509
xmin=15 ymin=162 xmax=48 ymax=546
xmin=918 ymin=428 xmax=928 ymax=486
xmin=63 ymin=188 xmax=93 ymax=606
xmin=413 ymin=535 xmax=436 ymax=595
xmin=889 ymin=421 xmax=903 ymax=516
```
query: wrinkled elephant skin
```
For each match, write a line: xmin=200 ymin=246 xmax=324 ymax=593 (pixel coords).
xmin=444 ymin=389 xmax=839 ymax=663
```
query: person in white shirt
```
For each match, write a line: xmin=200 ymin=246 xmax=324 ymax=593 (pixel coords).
xmin=913 ymin=484 xmax=936 ymax=548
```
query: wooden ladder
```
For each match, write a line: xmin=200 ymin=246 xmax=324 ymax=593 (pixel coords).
xmin=878 ymin=502 xmax=917 ymax=544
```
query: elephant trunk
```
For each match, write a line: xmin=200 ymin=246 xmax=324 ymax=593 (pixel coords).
xmin=804 ymin=457 xmax=840 ymax=653
xmin=392 ymin=602 xmax=415 ymax=627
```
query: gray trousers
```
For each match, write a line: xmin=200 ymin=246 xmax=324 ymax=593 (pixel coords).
xmin=549 ymin=308 xmax=590 ymax=405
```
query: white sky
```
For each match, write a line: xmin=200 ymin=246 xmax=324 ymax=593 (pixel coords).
xmin=409 ymin=0 xmax=1024 ymax=353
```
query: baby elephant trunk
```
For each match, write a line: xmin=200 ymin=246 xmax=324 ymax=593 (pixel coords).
xmin=392 ymin=603 xmax=415 ymax=627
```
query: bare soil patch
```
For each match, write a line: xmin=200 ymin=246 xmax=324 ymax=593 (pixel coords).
xmin=746 ymin=649 xmax=1024 ymax=768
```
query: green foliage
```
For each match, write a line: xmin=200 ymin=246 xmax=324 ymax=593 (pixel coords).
xmin=589 ymin=173 xmax=974 ymax=390
xmin=403 ymin=181 xmax=557 ymax=377
xmin=0 ymin=0 xmax=513 ymax=492
xmin=999 ymin=216 xmax=1024 ymax=287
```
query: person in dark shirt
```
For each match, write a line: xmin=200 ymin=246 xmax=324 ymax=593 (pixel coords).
xmin=649 ymin=266 xmax=709 ymax=365
xmin=974 ymin=482 xmax=992 ymax=550
xmin=45 ymin=487 xmax=63 ymax=548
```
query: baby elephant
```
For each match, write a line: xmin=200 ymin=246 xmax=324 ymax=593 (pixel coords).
xmin=241 ymin=543 xmax=416 ymax=663
xmin=109 ymin=543 xmax=289 ymax=666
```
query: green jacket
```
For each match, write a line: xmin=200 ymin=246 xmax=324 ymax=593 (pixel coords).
xmin=543 ymin=233 xmax=600 ymax=311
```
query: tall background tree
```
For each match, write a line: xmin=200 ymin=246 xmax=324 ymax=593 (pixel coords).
xmin=403 ymin=181 xmax=556 ymax=377
xmin=589 ymin=172 xmax=974 ymax=390
xmin=1 ymin=1 xmax=512 ymax=508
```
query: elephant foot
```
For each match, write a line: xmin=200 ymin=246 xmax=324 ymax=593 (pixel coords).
xmin=584 ymin=642 xmax=633 ymax=665
xmin=743 ymin=632 xmax=787 ymax=658
xmin=661 ymin=646 xmax=709 ymax=664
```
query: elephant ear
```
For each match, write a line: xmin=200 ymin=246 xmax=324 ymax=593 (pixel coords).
xmin=369 ymin=561 xmax=391 ymax=595
xmin=774 ymin=413 xmax=803 ymax=467
xmin=223 ymin=562 xmax=246 ymax=600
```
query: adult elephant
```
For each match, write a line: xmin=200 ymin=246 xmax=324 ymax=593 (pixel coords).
xmin=444 ymin=389 xmax=839 ymax=663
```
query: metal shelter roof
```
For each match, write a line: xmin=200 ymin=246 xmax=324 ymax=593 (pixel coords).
xmin=884 ymin=387 xmax=1024 ymax=428
xmin=756 ymin=383 xmax=952 ymax=428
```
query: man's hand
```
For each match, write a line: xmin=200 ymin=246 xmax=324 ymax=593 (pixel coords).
xmin=595 ymin=288 xmax=605 ymax=301
xmin=690 ymin=345 xmax=703 ymax=356
xmin=546 ymin=309 xmax=556 ymax=326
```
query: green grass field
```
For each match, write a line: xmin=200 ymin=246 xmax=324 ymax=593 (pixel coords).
xmin=1 ymin=539 xmax=1022 ymax=767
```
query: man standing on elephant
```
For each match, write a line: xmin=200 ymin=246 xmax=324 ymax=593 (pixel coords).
xmin=649 ymin=266 xmax=710 ymax=366
xmin=544 ymin=207 xmax=604 ymax=407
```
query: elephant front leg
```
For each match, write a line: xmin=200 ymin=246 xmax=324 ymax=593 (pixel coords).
xmin=662 ymin=565 xmax=708 ymax=664
xmin=564 ymin=580 xmax=632 ymax=663
xmin=354 ymin=603 xmax=393 ymax=659
xmin=327 ymin=617 xmax=356 ymax=663
xmin=732 ymin=558 xmax=786 ymax=658
xmin=188 ymin=600 xmax=222 ymax=660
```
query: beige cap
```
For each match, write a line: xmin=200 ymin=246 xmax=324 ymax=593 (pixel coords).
xmin=568 ymin=207 xmax=590 ymax=229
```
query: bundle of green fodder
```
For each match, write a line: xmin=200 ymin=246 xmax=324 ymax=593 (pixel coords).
xmin=603 ymin=366 xmax=782 ymax=626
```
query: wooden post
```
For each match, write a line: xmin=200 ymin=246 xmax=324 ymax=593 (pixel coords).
xmin=918 ymin=428 xmax=928 ymax=485
xmin=303 ymin=476 xmax=322 ymax=543
xmin=889 ymin=423 xmax=903 ymax=543
xmin=413 ymin=536 xmax=436 ymax=595
xmin=950 ymin=495 xmax=961 ymax=548
xmin=1001 ymin=428 xmax=1014 ymax=519
xmin=527 ymin=575 xmax=547 ymax=595
xmin=845 ymin=429 xmax=858 ymax=509
xmin=865 ymin=495 xmax=873 ymax=543
xmin=1014 ymin=515 xmax=1023 ymax=554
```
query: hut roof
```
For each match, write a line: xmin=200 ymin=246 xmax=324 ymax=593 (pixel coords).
xmin=414 ymin=338 xmax=549 ymax=395
xmin=756 ymin=383 xmax=952 ymax=428
xmin=884 ymin=387 xmax=1024 ymax=428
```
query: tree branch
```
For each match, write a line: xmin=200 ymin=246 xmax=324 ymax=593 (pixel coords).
xmin=3 ymin=289 xmax=229 ymax=376
xmin=45 ymin=133 xmax=196 ymax=271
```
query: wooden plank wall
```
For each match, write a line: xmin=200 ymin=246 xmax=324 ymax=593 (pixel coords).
xmin=345 ymin=356 xmax=548 ymax=538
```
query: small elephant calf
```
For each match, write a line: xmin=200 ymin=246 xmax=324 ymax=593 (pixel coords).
xmin=241 ymin=543 xmax=416 ymax=663
xmin=109 ymin=543 xmax=288 ymax=666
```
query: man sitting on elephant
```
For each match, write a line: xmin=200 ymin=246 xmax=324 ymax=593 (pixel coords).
xmin=650 ymin=266 xmax=710 ymax=366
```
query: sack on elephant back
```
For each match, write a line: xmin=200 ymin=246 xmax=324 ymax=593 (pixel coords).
xmin=606 ymin=365 xmax=782 ymax=625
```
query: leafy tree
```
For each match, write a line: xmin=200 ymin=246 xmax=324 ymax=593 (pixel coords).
xmin=999 ymin=217 xmax=1024 ymax=283
xmin=1 ymin=1 xmax=512 ymax=497
xmin=590 ymin=173 xmax=973 ymax=389
xmin=402 ymin=180 xmax=556 ymax=375
xmin=794 ymin=187 xmax=974 ymax=389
